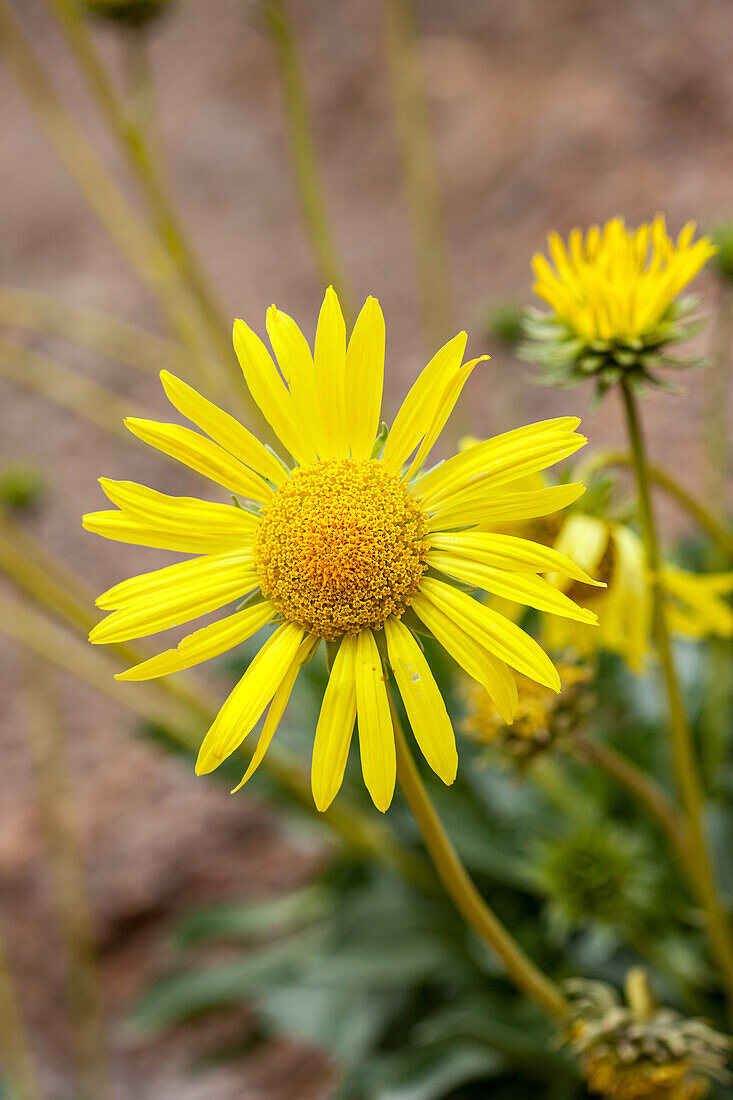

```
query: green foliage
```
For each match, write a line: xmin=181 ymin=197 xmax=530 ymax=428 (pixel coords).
xmin=710 ymin=223 xmax=733 ymax=284
xmin=0 ymin=462 xmax=45 ymax=512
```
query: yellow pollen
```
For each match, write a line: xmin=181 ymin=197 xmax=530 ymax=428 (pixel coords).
xmin=253 ymin=459 xmax=429 ymax=641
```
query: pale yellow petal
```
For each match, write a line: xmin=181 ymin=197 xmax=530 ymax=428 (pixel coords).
xmin=429 ymin=482 xmax=586 ymax=532
xmin=418 ymin=577 xmax=561 ymax=691
xmin=384 ymin=617 xmax=457 ymax=784
xmin=115 ymin=600 xmax=276 ymax=681
xmin=124 ymin=418 xmax=272 ymax=502
xmin=345 ymin=296 xmax=385 ymax=460
xmin=550 ymin=513 xmax=609 ymax=588
xmin=429 ymin=532 xmax=605 ymax=586
xmin=231 ymin=636 xmax=318 ymax=792
xmin=354 ymin=629 xmax=395 ymax=812
xmin=159 ymin=371 xmax=288 ymax=486
xmin=382 ymin=331 xmax=467 ymax=473
xmin=232 ymin=318 xmax=315 ymax=464
xmin=311 ymin=634 xmax=357 ymax=811
xmin=196 ymin=622 xmax=306 ymax=774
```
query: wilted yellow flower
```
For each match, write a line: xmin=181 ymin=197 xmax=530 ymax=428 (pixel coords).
xmin=563 ymin=973 xmax=730 ymax=1100
xmin=84 ymin=289 xmax=600 ymax=812
xmin=463 ymin=661 xmax=592 ymax=767
xmin=524 ymin=216 xmax=716 ymax=400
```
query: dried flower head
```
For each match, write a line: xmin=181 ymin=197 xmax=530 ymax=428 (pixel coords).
xmin=563 ymin=972 xmax=730 ymax=1100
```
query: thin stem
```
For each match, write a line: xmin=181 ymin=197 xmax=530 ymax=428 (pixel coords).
xmin=620 ymin=380 xmax=733 ymax=1007
xmin=0 ymin=334 xmax=137 ymax=439
xmin=391 ymin=695 xmax=566 ymax=1019
xmin=383 ymin=0 xmax=453 ymax=351
xmin=23 ymin=659 xmax=111 ymax=1100
xmin=0 ymin=0 xmax=224 ymax=396
xmin=263 ymin=0 xmax=353 ymax=319
xmin=0 ymin=287 xmax=218 ymax=378
xmin=584 ymin=450 xmax=733 ymax=560
xmin=0 ymin=920 xmax=42 ymax=1100
xmin=572 ymin=733 xmax=689 ymax=871
xmin=42 ymin=0 xmax=239 ymax=386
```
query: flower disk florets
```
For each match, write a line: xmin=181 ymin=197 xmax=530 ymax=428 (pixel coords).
xmin=254 ymin=459 xmax=429 ymax=641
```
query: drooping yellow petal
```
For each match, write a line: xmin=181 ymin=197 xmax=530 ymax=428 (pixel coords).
xmin=427 ymin=552 xmax=598 ymax=624
xmin=159 ymin=371 xmax=288 ymax=486
xmin=384 ymin=617 xmax=457 ymax=784
xmin=354 ymin=629 xmax=395 ymax=812
xmin=232 ymin=318 xmax=315 ymax=465
xmin=345 ymin=296 xmax=385 ymax=460
xmin=230 ymin=635 xmax=318 ymax=792
xmin=311 ymin=634 xmax=358 ymax=811
xmin=124 ymin=418 xmax=272 ymax=502
xmin=429 ymin=481 xmax=586 ymax=532
xmin=411 ymin=593 xmax=517 ymax=723
xmin=115 ymin=600 xmax=276 ymax=681
xmin=97 ymin=479 xmax=258 ymax=543
xmin=415 ymin=418 xmax=585 ymax=507
xmin=313 ymin=286 xmax=348 ymax=458
xmin=550 ymin=512 xmax=609 ymax=588
xmin=418 ymin=577 xmax=561 ymax=691
xmin=429 ymin=532 xmax=605 ymax=586
xmin=196 ymin=622 xmax=306 ymax=775
xmin=82 ymin=510 xmax=249 ymax=555
xmin=382 ymin=331 xmax=467 ymax=473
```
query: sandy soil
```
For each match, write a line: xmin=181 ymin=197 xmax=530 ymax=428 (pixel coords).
xmin=1 ymin=0 xmax=732 ymax=1095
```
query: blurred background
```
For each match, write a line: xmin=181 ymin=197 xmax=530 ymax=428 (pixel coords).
xmin=1 ymin=1 xmax=732 ymax=1096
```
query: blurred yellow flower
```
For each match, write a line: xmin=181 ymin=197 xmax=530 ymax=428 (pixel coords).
xmin=84 ymin=288 xmax=600 ymax=812
xmin=533 ymin=216 xmax=715 ymax=344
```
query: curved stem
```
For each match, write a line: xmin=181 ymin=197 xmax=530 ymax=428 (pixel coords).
xmin=572 ymin=733 xmax=689 ymax=871
xmin=584 ymin=450 xmax=733 ymax=561
xmin=391 ymin=696 xmax=566 ymax=1019
xmin=620 ymin=380 xmax=733 ymax=1009
xmin=263 ymin=0 xmax=353 ymax=321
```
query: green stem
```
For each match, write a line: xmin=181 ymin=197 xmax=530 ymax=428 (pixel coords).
xmin=383 ymin=0 xmax=453 ymax=351
xmin=0 ymin=921 xmax=42 ymax=1100
xmin=24 ymin=659 xmax=111 ymax=1100
xmin=262 ymin=0 xmax=353 ymax=319
xmin=620 ymin=379 xmax=733 ymax=1008
xmin=0 ymin=0 xmax=224 ymax=396
xmin=392 ymin=696 xmax=566 ymax=1019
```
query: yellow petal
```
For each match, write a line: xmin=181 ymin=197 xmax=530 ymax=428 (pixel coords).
xmin=232 ymin=318 xmax=314 ymax=465
xmin=95 ymin=548 xmax=254 ymax=610
xmin=415 ymin=418 xmax=585 ymax=506
xmin=418 ymin=577 xmax=561 ymax=691
xmin=550 ymin=513 xmax=609 ymax=587
xmin=231 ymin=635 xmax=318 ymax=792
xmin=98 ymin=479 xmax=258 ymax=542
xmin=429 ymin=531 xmax=605 ymax=587
xmin=265 ymin=306 xmax=324 ymax=459
xmin=82 ymin=510 xmax=248 ymax=555
xmin=124 ymin=418 xmax=272 ymax=502
xmin=196 ymin=622 xmax=306 ymax=775
xmin=159 ymin=371 xmax=288 ymax=486
xmin=314 ymin=286 xmax=349 ymax=458
xmin=354 ymin=629 xmax=395 ymax=812
xmin=402 ymin=355 xmax=488 ymax=483
xmin=411 ymin=593 xmax=517 ymax=723
xmin=384 ymin=617 xmax=457 ymax=784
xmin=115 ymin=600 xmax=276 ymax=681
xmin=345 ymin=296 xmax=385 ymax=460
xmin=429 ymin=481 xmax=586 ymax=532
xmin=311 ymin=634 xmax=357 ymax=811
xmin=382 ymin=331 xmax=467 ymax=473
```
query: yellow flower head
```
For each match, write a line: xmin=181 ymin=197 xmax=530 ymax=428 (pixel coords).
xmin=563 ymin=974 xmax=730 ymax=1100
xmin=84 ymin=288 xmax=602 ymax=812
xmin=524 ymin=216 xmax=716 ymax=400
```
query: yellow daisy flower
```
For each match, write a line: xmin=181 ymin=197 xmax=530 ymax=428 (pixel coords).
xmin=84 ymin=288 xmax=601 ymax=812
xmin=524 ymin=216 xmax=716 ymax=399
